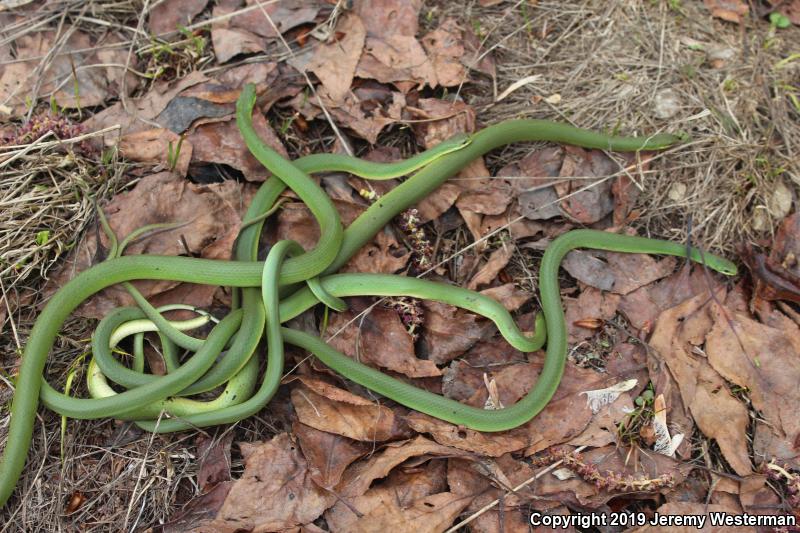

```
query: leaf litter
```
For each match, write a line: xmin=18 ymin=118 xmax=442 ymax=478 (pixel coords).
xmin=2 ymin=0 xmax=800 ymax=531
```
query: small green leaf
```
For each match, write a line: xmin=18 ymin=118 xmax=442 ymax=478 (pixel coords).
xmin=770 ymin=12 xmax=791 ymax=29
xmin=36 ymin=230 xmax=50 ymax=246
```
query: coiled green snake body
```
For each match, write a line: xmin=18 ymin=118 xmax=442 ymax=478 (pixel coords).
xmin=0 ymin=84 xmax=737 ymax=507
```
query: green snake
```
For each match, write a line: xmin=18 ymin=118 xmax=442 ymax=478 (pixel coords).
xmin=0 ymin=83 xmax=738 ymax=508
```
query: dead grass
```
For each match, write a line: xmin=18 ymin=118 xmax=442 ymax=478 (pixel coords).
xmin=1 ymin=0 xmax=799 ymax=530
xmin=427 ymin=0 xmax=799 ymax=253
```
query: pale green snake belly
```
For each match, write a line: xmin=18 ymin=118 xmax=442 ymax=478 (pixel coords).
xmin=0 ymin=83 xmax=738 ymax=508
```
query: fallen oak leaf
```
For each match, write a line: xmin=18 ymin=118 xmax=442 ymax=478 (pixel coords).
xmin=325 ymin=300 xmax=441 ymax=379
xmin=307 ymin=13 xmax=366 ymax=103
xmin=211 ymin=433 xmax=335 ymax=532
xmin=291 ymin=378 xmax=409 ymax=442
xmin=293 ymin=422 xmax=370 ymax=490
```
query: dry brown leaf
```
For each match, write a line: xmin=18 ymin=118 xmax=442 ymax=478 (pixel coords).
xmin=355 ymin=0 xmax=422 ymax=37
xmin=293 ymin=422 xmax=369 ymax=489
xmin=562 ymin=248 xmax=678 ymax=295
xmin=467 ymin=244 xmax=514 ymax=290
xmin=480 ymin=283 xmax=532 ymax=312
xmin=420 ymin=18 xmax=468 ymax=87
xmin=563 ymin=286 xmax=621 ymax=343
xmin=50 ymin=172 xmax=249 ymax=318
xmin=343 ymin=228 xmax=411 ymax=274
xmin=411 ymin=98 xmax=476 ymax=148
xmin=455 ymin=181 xmax=513 ymax=216
xmin=83 ymin=70 xmax=208 ymax=145
xmin=119 ymin=128 xmax=193 ymax=176
xmin=408 ymin=358 xmax=608 ymax=456
xmin=307 ymin=13 xmax=366 ymax=103
xmin=419 ymin=300 xmax=495 ymax=365
xmin=337 ymin=435 xmax=470 ymax=497
xmin=416 ymin=182 xmax=461 ymax=223
xmin=160 ymin=481 xmax=234 ymax=533
xmin=553 ymin=147 xmax=635 ymax=224
xmin=291 ymin=381 xmax=408 ymax=442
xmin=210 ymin=1 xmax=320 ymax=64
xmin=147 ymin=0 xmax=208 ymax=35
xmin=288 ymin=81 xmax=408 ymax=143
xmin=225 ymin=1 xmax=320 ymax=41
xmin=690 ymin=362 xmax=752 ymax=476
xmin=211 ymin=433 xmax=335 ymax=532
xmin=705 ymin=304 xmax=800 ymax=467
xmin=326 ymin=437 xmax=472 ymax=532
xmin=649 ymin=289 xmax=752 ymax=474
xmin=0 ymin=29 xmax=137 ymax=117
xmin=211 ymin=26 xmax=264 ymax=63
xmin=704 ymin=0 xmax=749 ymax=23
xmin=356 ymin=34 xmax=436 ymax=90
xmin=196 ymin=433 xmax=233 ymax=492
xmin=325 ymin=299 xmax=441 ymax=378
xmin=449 ymin=455 xmax=579 ymax=532
xmin=619 ymin=265 xmax=724 ymax=333
xmin=188 ymin=112 xmax=287 ymax=182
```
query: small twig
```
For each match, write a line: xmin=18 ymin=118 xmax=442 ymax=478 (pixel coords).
xmin=444 ymin=446 xmax=588 ymax=533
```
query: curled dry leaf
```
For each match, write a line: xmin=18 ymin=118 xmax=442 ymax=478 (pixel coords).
xmin=325 ymin=299 xmax=441 ymax=378
xmin=743 ymin=213 xmax=800 ymax=304
xmin=467 ymin=244 xmax=514 ymax=290
xmin=336 ymin=435 xmax=467 ymax=498
xmin=325 ymin=436 xmax=472 ymax=532
xmin=420 ymin=18 xmax=468 ymax=88
xmin=555 ymin=148 xmax=643 ymax=224
xmin=291 ymin=379 xmax=408 ymax=442
xmin=619 ymin=265 xmax=724 ymax=333
xmin=357 ymin=34 xmax=436 ymax=91
xmin=342 ymin=228 xmax=411 ymax=274
xmin=326 ymin=468 xmax=470 ymax=533
xmin=563 ymin=286 xmax=621 ymax=343
xmin=479 ymin=283 xmax=531 ymax=312
xmin=210 ymin=433 xmax=335 ymax=532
